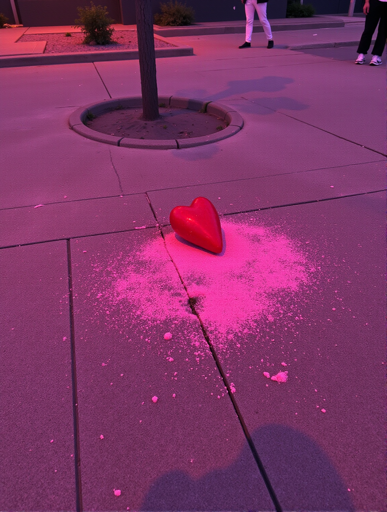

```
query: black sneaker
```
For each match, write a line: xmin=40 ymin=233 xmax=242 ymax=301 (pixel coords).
xmin=267 ymin=40 xmax=274 ymax=49
xmin=239 ymin=42 xmax=251 ymax=49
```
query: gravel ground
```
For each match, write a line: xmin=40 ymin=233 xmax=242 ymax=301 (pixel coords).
xmin=19 ymin=30 xmax=174 ymax=53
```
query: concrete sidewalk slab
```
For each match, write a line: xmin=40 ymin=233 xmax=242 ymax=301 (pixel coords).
xmin=0 ymin=40 xmax=46 ymax=56
xmin=147 ymin=160 xmax=385 ymax=224
xmin=0 ymin=241 xmax=76 ymax=511
xmin=110 ymin=106 xmax=377 ymax=195
xmin=162 ymin=192 xmax=385 ymax=509
xmin=0 ymin=27 xmax=27 ymax=44
xmin=70 ymin=228 xmax=274 ymax=510
xmin=0 ymin=194 xmax=156 ymax=248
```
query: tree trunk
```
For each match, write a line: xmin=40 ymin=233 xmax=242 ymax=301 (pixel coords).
xmin=135 ymin=0 xmax=159 ymax=121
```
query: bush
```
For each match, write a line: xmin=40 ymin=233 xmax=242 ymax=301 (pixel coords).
xmin=286 ymin=1 xmax=314 ymax=18
xmin=0 ymin=13 xmax=9 ymax=28
xmin=74 ymin=2 xmax=115 ymax=45
xmin=154 ymin=1 xmax=195 ymax=26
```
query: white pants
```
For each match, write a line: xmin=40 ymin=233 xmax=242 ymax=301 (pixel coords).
xmin=245 ymin=0 xmax=273 ymax=42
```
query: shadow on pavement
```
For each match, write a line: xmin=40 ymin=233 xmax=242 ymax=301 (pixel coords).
xmin=141 ymin=424 xmax=355 ymax=511
xmin=296 ymin=45 xmax=386 ymax=64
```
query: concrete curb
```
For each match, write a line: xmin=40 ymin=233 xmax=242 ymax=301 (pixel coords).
xmin=154 ymin=19 xmax=345 ymax=37
xmin=68 ymin=96 xmax=244 ymax=150
xmin=0 ymin=43 xmax=193 ymax=68
xmin=290 ymin=40 xmax=361 ymax=50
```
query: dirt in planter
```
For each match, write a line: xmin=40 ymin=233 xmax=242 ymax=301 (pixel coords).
xmin=19 ymin=31 xmax=173 ymax=54
xmin=85 ymin=107 xmax=228 ymax=140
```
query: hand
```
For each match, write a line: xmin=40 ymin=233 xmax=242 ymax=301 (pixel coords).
xmin=363 ymin=0 xmax=370 ymax=14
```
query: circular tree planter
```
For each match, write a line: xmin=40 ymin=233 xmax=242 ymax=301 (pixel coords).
xmin=68 ymin=96 xmax=244 ymax=149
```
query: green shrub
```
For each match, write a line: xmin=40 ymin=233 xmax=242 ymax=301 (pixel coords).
xmin=0 ymin=13 xmax=9 ymax=28
xmin=74 ymin=2 xmax=115 ymax=45
xmin=286 ymin=1 xmax=314 ymax=18
xmin=154 ymin=1 xmax=195 ymax=26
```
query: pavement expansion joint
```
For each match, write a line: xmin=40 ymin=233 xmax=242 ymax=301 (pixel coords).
xmin=66 ymin=240 xmax=83 ymax=512
xmin=146 ymin=192 xmax=283 ymax=510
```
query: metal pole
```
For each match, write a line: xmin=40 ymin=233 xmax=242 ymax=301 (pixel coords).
xmin=348 ymin=0 xmax=356 ymax=16
xmin=9 ymin=0 xmax=20 ymax=24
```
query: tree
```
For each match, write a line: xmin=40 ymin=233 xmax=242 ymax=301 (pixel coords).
xmin=135 ymin=0 xmax=160 ymax=121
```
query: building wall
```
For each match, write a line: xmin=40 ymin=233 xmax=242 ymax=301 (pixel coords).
xmin=121 ymin=0 xmax=288 ymax=25
xmin=0 ymin=0 xmax=17 ymax=23
xmin=1 ymin=0 xmax=365 ymax=27
xmin=14 ymin=0 xmax=122 ymax=27
xmin=311 ymin=0 xmax=364 ymax=14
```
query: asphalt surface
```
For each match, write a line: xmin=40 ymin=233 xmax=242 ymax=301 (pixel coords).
xmin=0 ymin=20 xmax=386 ymax=512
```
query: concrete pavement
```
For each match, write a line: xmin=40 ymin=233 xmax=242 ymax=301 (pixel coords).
xmin=0 ymin=21 xmax=385 ymax=512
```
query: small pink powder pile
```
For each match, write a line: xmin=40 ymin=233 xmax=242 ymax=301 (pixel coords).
xmin=271 ymin=371 xmax=288 ymax=383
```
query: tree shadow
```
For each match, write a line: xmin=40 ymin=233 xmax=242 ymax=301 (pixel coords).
xmin=237 ymin=95 xmax=309 ymax=114
xmin=175 ymin=76 xmax=294 ymax=103
xmin=174 ymin=76 xmax=308 ymax=117
xmin=141 ymin=424 xmax=355 ymax=511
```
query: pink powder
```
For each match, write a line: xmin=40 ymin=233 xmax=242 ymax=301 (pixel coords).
xmin=271 ymin=371 xmax=288 ymax=383
xmin=164 ymin=332 xmax=173 ymax=340
xmin=95 ymin=219 xmax=313 ymax=356
xmin=152 ymin=396 xmax=158 ymax=403
xmin=162 ymin=220 xmax=311 ymax=340
xmin=263 ymin=372 xmax=271 ymax=379
xmin=113 ymin=489 xmax=121 ymax=496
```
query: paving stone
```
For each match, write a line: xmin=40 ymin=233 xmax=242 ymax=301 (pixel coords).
xmin=70 ymin=228 xmax=274 ymax=510
xmin=162 ymin=192 xmax=385 ymax=509
xmin=147 ymin=160 xmax=385 ymax=225
xmin=0 ymin=194 xmax=155 ymax=248
xmin=0 ymin=241 xmax=76 ymax=511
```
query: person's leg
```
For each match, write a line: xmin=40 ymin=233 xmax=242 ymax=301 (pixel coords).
xmin=372 ymin=2 xmax=387 ymax=56
xmin=255 ymin=2 xmax=273 ymax=41
xmin=357 ymin=0 xmax=381 ymax=54
xmin=245 ymin=0 xmax=256 ymax=43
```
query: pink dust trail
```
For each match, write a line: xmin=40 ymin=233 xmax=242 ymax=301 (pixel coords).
xmin=108 ymin=219 xmax=312 ymax=352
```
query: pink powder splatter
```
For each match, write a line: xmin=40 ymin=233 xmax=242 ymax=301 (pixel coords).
xmin=281 ymin=362 xmax=287 ymax=367
xmin=230 ymin=382 xmax=236 ymax=393
xmin=162 ymin=221 xmax=310 ymax=341
xmin=90 ymin=219 xmax=314 ymax=358
xmin=321 ymin=408 xmax=326 ymax=413
xmin=271 ymin=371 xmax=288 ymax=383
xmin=100 ymin=435 xmax=104 ymax=439
xmin=152 ymin=396 xmax=158 ymax=403
xmin=263 ymin=372 xmax=271 ymax=379
xmin=113 ymin=489 xmax=121 ymax=496
xmin=164 ymin=332 xmax=173 ymax=340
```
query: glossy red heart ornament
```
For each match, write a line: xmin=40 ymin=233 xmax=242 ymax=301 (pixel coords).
xmin=170 ymin=197 xmax=223 ymax=254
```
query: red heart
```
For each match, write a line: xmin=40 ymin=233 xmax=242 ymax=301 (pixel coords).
xmin=169 ymin=197 xmax=223 ymax=254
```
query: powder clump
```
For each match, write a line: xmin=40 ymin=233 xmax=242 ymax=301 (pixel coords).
xmin=271 ymin=371 xmax=288 ymax=383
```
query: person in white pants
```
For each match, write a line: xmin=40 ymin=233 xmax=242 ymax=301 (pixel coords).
xmin=239 ymin=0 xmax=274 ymax=49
